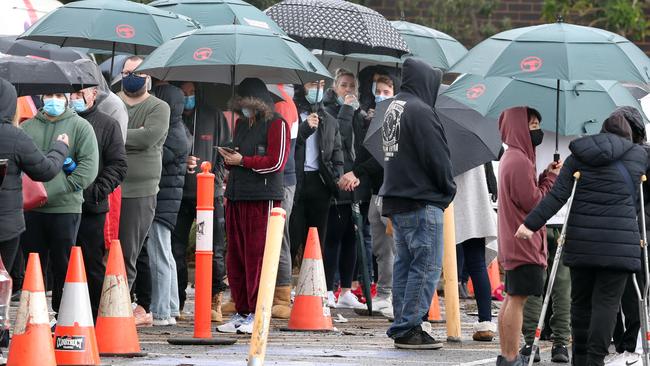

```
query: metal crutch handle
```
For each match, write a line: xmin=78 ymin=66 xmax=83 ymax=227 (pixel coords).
xmin=528 ymin=172 xmax=580 ymax=366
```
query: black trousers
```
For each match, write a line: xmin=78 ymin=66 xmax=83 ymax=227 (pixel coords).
xmin=613 ymin=273 xmax=643 ymax=353
xmin=324 ymin=204 xmax=357 ymax=291
xmin=571 ymin=267 xmax=629 ymax=366
xmin=0 ymin=236 xmax=20 ymax=274
xmin=289 ymin=172 xmax=332 ymax=263
xmin=172 ymin=196 xmax=227 ymax=310
xmin=21 ymin=212 xmax=81 ymax=314
xmin=133 ymin=241 xmax=151 ymax=312
xmin=76 ymin=212 xmax=107 ymax=320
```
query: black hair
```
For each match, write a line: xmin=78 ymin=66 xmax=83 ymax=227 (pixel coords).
xmin=527 ymin=107 xmax=542 ymax=123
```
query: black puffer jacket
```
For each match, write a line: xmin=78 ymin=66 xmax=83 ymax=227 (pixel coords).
xmin=0 ymin=79 xmax=68 ymax=241
xmin=78 ymin=105 xmax=127 ymax=214
xmin=323 ymin=88 xmax=364 ymax=204
xmin=153 ymin=84 xmax=191 ymax=230
xmin=525 ymin=133 xmax=647 ymax=272
xmin=293 ymin=86 xmax=344 ymax=200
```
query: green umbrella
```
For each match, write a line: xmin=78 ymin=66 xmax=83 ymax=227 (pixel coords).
xmin=136 ymin=25 xmax=331 ymax=84
xmin=449 ymin=18 xmax=650 ymax=160
xmin=315 ymin=21 xmax=467 ymax=72
xmin=441 ymin=74 xmax=646 ymax=136
xmin=149 ymin=0 xmax=285 ymax=34
xmin=390 ymin=21 xmax=467 ymax=70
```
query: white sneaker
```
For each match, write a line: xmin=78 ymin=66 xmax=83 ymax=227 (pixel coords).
xmin=236 ymin=314 xmax=255 ymax=334
xmin=605 ymin=351 xmax=641 ymax=366
xmin=372 ymin=296 xmax=392 ymax=311
xmin=216 ymin=313 xmax=245 ymax=333
xmin=336 ymin=290 xmax=366 ymax=309
xmin=381 ymin=306 xmax=394 ymax=321
xmin=152 ymin=318 xmax=170 ymax=326
xmin=167 ymin=317 xmax=177 ymax=326
xmin=327 ymin=291 xmax=337 ymax=308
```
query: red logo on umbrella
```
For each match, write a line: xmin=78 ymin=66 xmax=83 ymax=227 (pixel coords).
xmin=193 ymin=47 xmax=213 ymax=61
xmin=520 ymin=56 xmax=543 ymax=72
xmin=115 ymin=24 xmax=135 ymax=39
xmin=466 ymin=83 xmax=486 ymax=100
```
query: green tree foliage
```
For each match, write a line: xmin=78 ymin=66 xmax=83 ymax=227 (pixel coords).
xmin=542 ymin=0 xmax=650 ymax=40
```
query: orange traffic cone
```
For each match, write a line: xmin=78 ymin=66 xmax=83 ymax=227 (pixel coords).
xmin=487 ymin=259 xmax=501 ymax=292
xmin=53 ymin=246 xmax=100 ymax=365
xmin=287 ymin=228 xmax=333 ymax=331
xmin=7 ymin=253 xmax=56 ymax=366
xmin=428 ymin=291 xmax=443 ymax=323
xmin=467 ymin=279 xmax=475 ymax=296
xmin=95 ymin=240 xmax=144 ymax=357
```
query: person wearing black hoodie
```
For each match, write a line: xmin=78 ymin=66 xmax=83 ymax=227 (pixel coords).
xmin=70 ymin=86 xmax=127 ymax=320
xmin=149 ymin=82 xmax=191 ymax=325
xmin=516 ymin=115 xmax=647 ymax=366
xmin=290 ymin=80 xmax=344 ymax=287
xmin=380 ymin=58 xmax=456 ymax=349
xmin=0 ymin=78 xmax=69 ymax=273
xmin=216 ymin=78 xmax=290 ymax=335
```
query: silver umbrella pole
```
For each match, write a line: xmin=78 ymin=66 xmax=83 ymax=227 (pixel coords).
xmin=633 ymin=175 xmax=649 ymax=366
xmin=528 ymin=171 xmax=581 ymax=366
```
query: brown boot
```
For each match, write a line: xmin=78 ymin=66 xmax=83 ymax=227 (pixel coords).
xmin=211 ymin=292 xmax=223 ymax=323
xmin=221 ymin=300 xmax=236 ymax=316
xmin=271 ymin=286 xmax=292 ymax=319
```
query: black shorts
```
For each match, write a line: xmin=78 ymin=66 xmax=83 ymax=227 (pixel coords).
xmin=505 ymin=264 xmax=545 ymax=296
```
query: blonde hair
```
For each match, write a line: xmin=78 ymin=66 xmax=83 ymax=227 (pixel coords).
xmin=333 ymin=68 xmax=358 ymax=95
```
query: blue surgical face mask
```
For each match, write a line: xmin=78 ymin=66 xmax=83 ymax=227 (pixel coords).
xmin=122 ymin=73 xmax=147 ymax=93
xmin=242 ymin=108 xmax=253 ymax=118
xmin=184 ymin=95 xmax=196 ymax=110
xmin=375 ymin=95 xmax=389 ymax=104
xmin=336 ymin=95 xmax=345 ymax=106
xmin=43 ymin=97 xmax=66 ymax=117
xmin=305 ymin=88 xmax=323 ymax=104
xmin=70 ymin=99 xmax=86 ymax=113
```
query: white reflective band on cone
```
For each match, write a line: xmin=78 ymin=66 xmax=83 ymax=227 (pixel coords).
xmin=98 ymin=274 xmax=133 ymax=318
xmin=295 ymin=259 xmax=327 ymax=297
xmin=14 ymin=290 xmax=49 ymax=334
xmin=57 ymin=282 xmax=94 ymax=327
xmin=196 ymin=210 xmax=213 ymax=252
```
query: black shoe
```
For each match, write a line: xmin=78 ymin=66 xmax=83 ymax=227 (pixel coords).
xmin=551 ymin=345 xmax=569 ymax=363
xmin=394 ymin=326 xmax=443 ymax=350
xmin=520 ymin=344 xmax=541 ymax=363
xmin=10 ymin=290 xmax=20 ymax=304
xmin=459 ymin=282 xmax=471 ymax=299
xmin=497 ymin=355 xmax=526 ymax=366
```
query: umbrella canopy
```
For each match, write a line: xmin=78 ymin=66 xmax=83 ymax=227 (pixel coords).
xmin=449 ymin=20 xmax=650 ymax=83
xmin=390 ymin=21 xmax=467 ymax=70
xmin=0 ymin=36 xmax=88 ymax=62
xmin=136 ymin=25 xmax=331 ymax=84
xmin=149 ymin=0 xmax=285 ymax=33
xmin=265 ymin=0 xmax=409 ymax=57
xmin=0 ymin=0 xmax=62 ymax=36
xmin=363 ymin=92 xmax=502 ymax=177
xmin=442 ymin=75 xmax=646 ymax=136
xmin=0 ymin=53 xmax=98 ymax=96
xmin=18 ymin=0 xmax=198 ymax=54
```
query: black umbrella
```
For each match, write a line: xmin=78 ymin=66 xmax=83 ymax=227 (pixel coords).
xmin=265 ymin=0 xmax=409 ymax=57
xmin=0 ymin=54 xmax=98 ymax=96
xmin=363 ymin=92 xmax=502 ymax=177
xmin=0 ymin=36 xmax=89 ymax=62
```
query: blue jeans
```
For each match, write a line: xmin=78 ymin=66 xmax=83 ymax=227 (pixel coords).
xmin=387 ymin=205 xmax=444 ymax=339
xmin=148 ymin=221 xmax=180 ymax=319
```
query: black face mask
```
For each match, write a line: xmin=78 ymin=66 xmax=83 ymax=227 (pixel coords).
xmin=530 ymin=129 xmax=544 ymax=147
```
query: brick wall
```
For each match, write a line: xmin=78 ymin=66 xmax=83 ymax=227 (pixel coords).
xmin=364 ymin=0 xmax=650 ymax=54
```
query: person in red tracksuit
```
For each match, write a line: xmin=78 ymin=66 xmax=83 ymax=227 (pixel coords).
xmin=216 ymin=78 xmax=290 ymax=334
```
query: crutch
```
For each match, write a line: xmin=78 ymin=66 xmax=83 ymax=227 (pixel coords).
xmin=528 ymin=172 xmax=581 ymax=366
xmin=632 ymin=175 xmax=649 ymax=366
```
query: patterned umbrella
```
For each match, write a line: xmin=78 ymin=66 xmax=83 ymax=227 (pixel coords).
xmin=265 ymin=0 xmax=409 ymax=57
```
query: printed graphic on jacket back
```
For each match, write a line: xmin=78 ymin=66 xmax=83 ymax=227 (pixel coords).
xmin=382 ymin=100 xmax=406 ymax=160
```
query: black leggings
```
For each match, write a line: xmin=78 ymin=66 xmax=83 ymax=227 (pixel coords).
xmin=0 ymin=236 xmax=20 ymax=274
xmin=323 ymin=204 xmax=357 ymax=291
